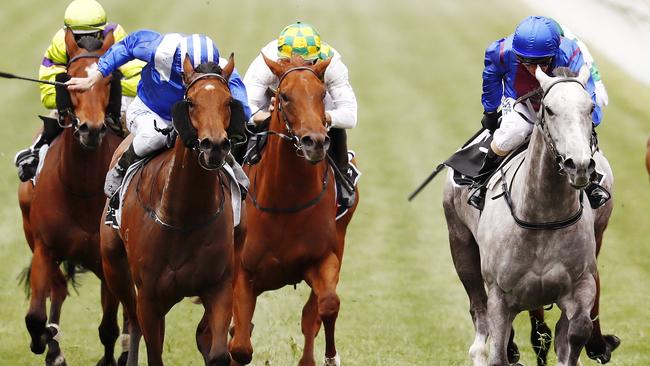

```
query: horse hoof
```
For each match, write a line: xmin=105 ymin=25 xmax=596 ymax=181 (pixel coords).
xmin=507 ymin=342 xmax=520 ymax=363
xmin=45 ymin=353 xmax=67 ymax=366
xmin=586 ymin=334 xmax=621 ymax=363
xmin=117 ymin=351 xmax=128 ymax=366
xmin=95 ymin=356 xmax=117 ymax=366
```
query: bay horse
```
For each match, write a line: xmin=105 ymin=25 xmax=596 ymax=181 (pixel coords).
xmin=100 ymin=54 xmax=239 ymax=366
xmin=229 ymin=55 xmax=359 ymax=366
xmin=443 ymin=66 xmax=614 ymax=366
xmin=17 ymin=29 xmax=123 ymax=366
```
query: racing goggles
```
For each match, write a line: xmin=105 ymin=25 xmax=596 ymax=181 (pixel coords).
xmin=517 ymin=55 xmax=554 ymax=66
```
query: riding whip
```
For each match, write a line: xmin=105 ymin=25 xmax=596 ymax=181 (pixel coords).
xmin=0 ymin=71 xmax=67 ymax=87
xmin=407 ymin=126 xmax=486 ymax=201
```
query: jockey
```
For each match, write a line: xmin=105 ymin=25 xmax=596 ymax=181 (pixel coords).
xmin=471 ymin=15 xmax=609 ymax=209
xmin=65 ymin=30 xmax=251 ymax=199
xmin=14 ymin=0 xmax=144 ymax=182
xmin=243 ymin=22 xmax=358 ymax=208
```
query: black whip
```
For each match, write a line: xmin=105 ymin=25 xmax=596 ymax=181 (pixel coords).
xmin=0 ymin=71 xmax=67 ymax=87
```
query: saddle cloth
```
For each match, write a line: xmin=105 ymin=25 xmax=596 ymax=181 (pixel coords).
xmin=105 ymin=158 xmax=242 ymax=229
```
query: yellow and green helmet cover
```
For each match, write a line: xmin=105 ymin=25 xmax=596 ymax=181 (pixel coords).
xmin=278 ymin=22 xmax=333 ymax=61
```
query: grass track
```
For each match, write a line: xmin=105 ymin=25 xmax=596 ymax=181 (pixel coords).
xmin=0 ymin=0 xmax=648 ymax=365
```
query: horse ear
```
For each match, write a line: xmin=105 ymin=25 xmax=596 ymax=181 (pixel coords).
xmin=577 ymin=65 xmax=590 ymax=86
xmin=64 ymin=27 xmax=79 ymax=56
xmin=182 ymin=54 xmax=195 ymax=85
xmin=262 ymin=53 xmax=284 ymax=78
xmin=222 ymin=53 xmax=235 ymax=80
xmin=100 ymin=29 xmax=115 ymax=54
xmin=535 ymin=66 xmax=552 ymax=89
xmin=312 ymin=57 xmax=332 ymax=80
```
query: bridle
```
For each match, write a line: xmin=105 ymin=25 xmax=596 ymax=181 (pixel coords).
xmin=536 ymin=78 xmax=598 ymax=175
xmin=59 ymin=52 xmax=103 ymax=133
xmin=499 ymin=77 xmax=596 ymax=230
xmin=260 ymin=66 xmax=326 ymax=157
xmin=247 ymin=66 xmax=332 ymax=214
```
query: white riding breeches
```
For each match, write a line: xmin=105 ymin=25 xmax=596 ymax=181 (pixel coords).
xmin=121 ymin=96 xmax=135 ymax=115
xmin=126 ymin=96 xmax=171 ymax=157
xmin=492 ymin=98 xmax=535 ymax=153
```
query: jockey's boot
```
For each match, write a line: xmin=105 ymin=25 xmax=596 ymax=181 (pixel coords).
xmin=329 ymin=128 xmax=356 ymax=208
xmin=243 ymin=117 xmax=270 ymax=165
xmin=585 ymin=182 xmax=610 ymax=209
xmin=225 ymin=154 xmax=250 ymax=200
xmin=468 ymin=147 xmax=504 ymax=210
xmin=104 ymin=144 xmax=140 ymax=198
xmin=14 ymin=116 xmax=64 ymax=182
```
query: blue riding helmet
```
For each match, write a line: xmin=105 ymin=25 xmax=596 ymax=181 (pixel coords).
xmin=513 ymin=16 xmax=561 ymax=59
xmin=179 ymin=34 xmax=220 ymax=69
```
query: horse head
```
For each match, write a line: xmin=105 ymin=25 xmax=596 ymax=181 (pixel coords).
xmin=535 ymin=66 xmax=596 ymax=188
xmin=262 ymin=54 xmax=332 ymax=163
xmin=63 ymin=28 xmax=116 ymax=148
xmin=178 ymin=54 xmax=235 ymax=169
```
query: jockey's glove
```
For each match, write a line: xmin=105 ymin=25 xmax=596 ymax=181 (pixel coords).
xmin=481 ymin=110 xmax=502 ymax=133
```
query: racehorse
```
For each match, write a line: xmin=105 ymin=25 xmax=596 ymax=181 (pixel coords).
xmin=17 ymin=29 xmax=123 ymax=366
xmin=443 ymin=66 xmax=614 ymax=366
xmin=228 ymin=54 xmax=359 ymax=366
xmin=100 ymin=55 xmax=239 ymax=366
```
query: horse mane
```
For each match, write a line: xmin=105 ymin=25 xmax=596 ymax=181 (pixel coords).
xmin=277 ymin=54 xmax=314 ymax=68
xmin=195 ymin=62 xmax=223 ymax=75
xmin=552 ymin=67 xmax=577 ymax=78
xmin=76 ymin=36 xmax=104 ymax=52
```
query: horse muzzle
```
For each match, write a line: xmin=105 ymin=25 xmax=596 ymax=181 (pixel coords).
xmin=76 ymin=122 xmax=107 ymax=149
xmin=563 ymin=156 xmax=596 ymax=189
xmin=300 ymin=133 xmax=330 ymax=163
xmin=199 ymin=137 xmax=231 ymax=169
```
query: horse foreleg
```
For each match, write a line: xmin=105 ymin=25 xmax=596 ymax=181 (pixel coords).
xmin=136 ymin=293 xmax=164 ymax=366
xmin=298 ymin=291 xmax=320 ymax=366
xmin=96 ymin=281 xmax=120 ymax=366
xmin=305 ymin=253 xmax=341 ymax=366
xmin=25 ymin=244 xmax=53 ymax=355
xmin=486 ymin=287 xmax=515 ymax=366
xmin=100 ymin=220 xmax=140 ymax=366
xmin=230 ymin=267 xmax=256 ymax=365
xmin=444 ymin=208 xmax=489 ymax=366
xmin=529 ymin=308 xmax=552 ymax=366
xmin=45 ymin=266 xmax=67 ymax=366
xmin=201 ymin=280 xmax=233 ymax=366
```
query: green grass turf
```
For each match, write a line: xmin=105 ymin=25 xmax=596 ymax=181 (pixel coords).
xmin=0 ymin=0 xmax=648 ymax=364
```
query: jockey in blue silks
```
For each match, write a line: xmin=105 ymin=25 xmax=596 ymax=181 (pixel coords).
xmin=67 ymin=30 xmax=251 ymax=198
xmin=471 ymin=16 xmax=609 ymax=209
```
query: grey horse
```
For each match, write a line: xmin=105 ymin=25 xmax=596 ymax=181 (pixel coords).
xmin=443 ymin=66 xmax=614 ymax=366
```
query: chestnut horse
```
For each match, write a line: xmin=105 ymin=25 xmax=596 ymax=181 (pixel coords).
xmin=17 ymin=29 xmax=123 ymax=366
xmin=100 ymin=55 xmax=239 ymax=366
xmin=229 ymin=55 xmax=359 ymax=366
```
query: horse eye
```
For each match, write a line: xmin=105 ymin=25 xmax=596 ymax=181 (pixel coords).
xmin=545 ymin=106 xmax=554 ymax=116
xmin=280 ymin=93 xmax=289 ymax=103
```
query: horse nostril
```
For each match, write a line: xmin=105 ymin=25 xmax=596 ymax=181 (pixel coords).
xmin=78 ymin=123 xmax=89 ymax=133
xmin=199 ymin=138 xmax=212 ymax=151
xmin=587 ymin=158 xmax=596 ymax=174
xmin=564 ymin=158 xmax=576 ymax=172
xmin=220 ymin=138 xmax=231 ymax=154
xmin=301 ymin=135 xmax=315 ymax=148
xmin=323 ymin=136 xmax=331 ymax=151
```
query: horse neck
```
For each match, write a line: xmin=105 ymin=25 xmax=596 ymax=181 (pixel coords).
xmin=515 ymin=126 xmax=580 ymax=220
xmin=158 ymin=139 xmax=222 ymax=222
xmin=258 ymin=112 xmax=327 ymax=200
xmin=58 ymin=128 xmax=112 ymax=194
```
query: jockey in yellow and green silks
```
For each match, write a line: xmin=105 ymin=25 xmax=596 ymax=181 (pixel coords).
xmin=15 ymin=0 xmax=145 ymax=182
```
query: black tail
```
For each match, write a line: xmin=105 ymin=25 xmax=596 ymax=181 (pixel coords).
xmin=61 ymin=260 xmax=81 ymax=295
xmin=17 ymin=259 xmax=33 ymax=299
xmin=16 ymin=259 xmax=83 ymax=299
